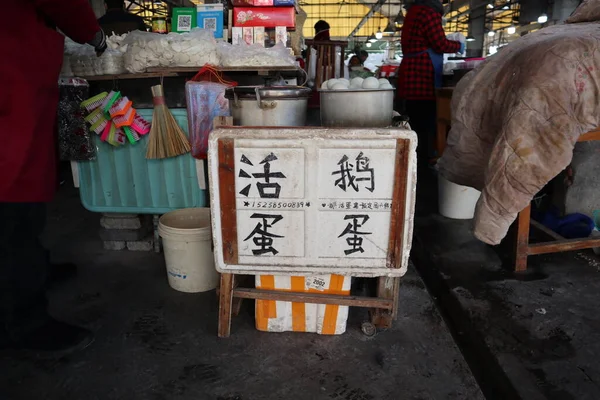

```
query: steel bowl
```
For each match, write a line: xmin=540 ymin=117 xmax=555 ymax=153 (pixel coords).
xmin=319 ymin=88 xmax=395 ymax=128
xmin=225 ymin=86 xmax=312 ymax=127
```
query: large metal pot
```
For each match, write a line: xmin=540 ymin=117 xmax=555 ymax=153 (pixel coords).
xmin=224 ymin=86 xmax=312 ymax=127
xmin=320 ymin=88 xmax=395 ymax=128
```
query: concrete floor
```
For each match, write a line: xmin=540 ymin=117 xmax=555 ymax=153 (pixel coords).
xmin=412 ymin=172 xmax=600 ymax=400
xmin=0 ymin=185 xmax=483 ymax=400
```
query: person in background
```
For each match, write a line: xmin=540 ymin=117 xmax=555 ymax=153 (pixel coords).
xmin=314 ymin=20 xmax=331 ymax=41
xmin=348 ymin=55 xmax=374 ymax=79
xmin=396 ymin=0 xmax=463 ymax=166
xmin=99 ymin=0 xmax=148 ymax=35
xmin=1 ymin=0 xmax=106 ymax=354
xmin=358 ymin=50 xmax=369 ymax=65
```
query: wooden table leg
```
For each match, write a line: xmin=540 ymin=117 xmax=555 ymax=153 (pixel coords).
xmin=371 ymin=276 xmax=399 ymax=328
xmin=515 ymin=204 xmax=531 ymax=272
xmin=218 ymin=273 xmax=234 ymax=338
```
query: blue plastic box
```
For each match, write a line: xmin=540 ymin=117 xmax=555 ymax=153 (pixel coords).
xmin=77 ymin=108 xmax=206 ymax=214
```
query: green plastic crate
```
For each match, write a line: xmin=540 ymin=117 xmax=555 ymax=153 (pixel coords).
xmin=77 ymin=108 xmax=206 ymax=214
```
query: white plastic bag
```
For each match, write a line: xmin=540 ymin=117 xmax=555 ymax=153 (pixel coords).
xmin=218 ymin=42 xmax=295 ymax=67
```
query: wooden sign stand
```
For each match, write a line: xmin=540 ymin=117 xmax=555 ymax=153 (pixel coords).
xmin=214 ymin=133 xmax=411 ymax=338
xmin=218 ymin=273 xmax=400 ymax=338
xmin=213 ymin=117 xmax=410 ymax=338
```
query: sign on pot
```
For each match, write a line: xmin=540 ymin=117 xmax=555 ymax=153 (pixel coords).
xmin=208 ymin=127 xmax=417 ymax=277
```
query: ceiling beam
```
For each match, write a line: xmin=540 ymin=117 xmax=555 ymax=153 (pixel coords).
xmin=347 ymin=0 xmax=387 ymax=38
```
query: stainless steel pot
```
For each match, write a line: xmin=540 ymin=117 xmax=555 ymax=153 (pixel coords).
xmin=320 ymin=88 xmax=395 ymax=128
xmin=225 ymin=86 xmax=312 ymax=127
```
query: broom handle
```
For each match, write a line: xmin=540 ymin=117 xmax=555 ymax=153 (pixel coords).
xmin=151 ymin=85 xmax=165 ymax=105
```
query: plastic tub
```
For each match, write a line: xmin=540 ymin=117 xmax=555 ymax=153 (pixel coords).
xmin=438 ymin=175 xmax=481 ymax=219
xmin=158 ymin=208 xmax=218 ymax=293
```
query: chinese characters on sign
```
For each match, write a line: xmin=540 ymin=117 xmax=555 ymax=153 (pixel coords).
xmin=243 ymin=213 xmax=284 ymax=255
xmin=234 ymin=146 xmax=395 ymax=261
xmin=332 ymin=152 xmax=375 ymax=192
xmin=210 ymin=129 xmax=416 ymax=276
xmin=338 ymin=215 xmax=372 ymax=255
xmin=238 ymin=152 xmax=286 ymax=198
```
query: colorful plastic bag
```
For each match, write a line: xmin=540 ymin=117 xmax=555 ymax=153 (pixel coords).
xmin=185 ymin=65 xmax=236 ymax=159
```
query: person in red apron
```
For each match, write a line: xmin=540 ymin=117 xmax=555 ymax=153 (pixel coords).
xmin=1 ymin=0 xmax=106 ymax=354
xmin=396 ymin=0 xmax=464 ymax=166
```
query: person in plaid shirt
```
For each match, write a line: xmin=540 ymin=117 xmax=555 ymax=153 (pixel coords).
xmin=397 ymin=0 xmax=463 ymax=165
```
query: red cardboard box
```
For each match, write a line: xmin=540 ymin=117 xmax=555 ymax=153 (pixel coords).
xmin=233 ymin=7 xmax=295 ymax=28
xmin=232 ymin=0 xmax=274 ymax=5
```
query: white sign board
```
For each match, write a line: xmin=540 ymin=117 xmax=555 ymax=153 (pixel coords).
xmin=208 ymin=127 xmax=417 ymax=277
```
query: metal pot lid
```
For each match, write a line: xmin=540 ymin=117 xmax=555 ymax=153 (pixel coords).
xmin=225 ymin=86 xmax=312 ymax=100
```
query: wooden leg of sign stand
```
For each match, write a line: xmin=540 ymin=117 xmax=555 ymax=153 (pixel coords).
xmin=368 ymin=276 xmax=400 ymax=331
xmin=218 ymin=273 xmax=234 ymax=338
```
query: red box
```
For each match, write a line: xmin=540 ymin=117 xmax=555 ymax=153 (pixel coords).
xmin=232 ymin=0 xmax=274 ymax=5
xmin=233 ymin=7 xmax=295 ymax=28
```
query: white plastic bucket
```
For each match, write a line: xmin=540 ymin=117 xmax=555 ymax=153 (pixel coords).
xmin=438 ymin=175 xmax=481 ymax=219
xmin=158 ymin=208 xmax=218 ymax=293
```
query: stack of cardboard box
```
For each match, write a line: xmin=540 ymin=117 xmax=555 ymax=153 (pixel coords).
xmin=171 ymin=2 xmax=296 ymax=50
xmin=231 ymin=0 xmax=295 ymax=47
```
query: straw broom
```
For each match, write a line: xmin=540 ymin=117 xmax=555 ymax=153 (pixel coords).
xmin=146 ymin=84 xmax=191 ymax=159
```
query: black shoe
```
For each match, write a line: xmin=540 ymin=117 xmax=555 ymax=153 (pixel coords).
xmin=10 ymin=319 xmax=94 ymax=355
xmin=49 ymin=262 xmax=77 ymax=283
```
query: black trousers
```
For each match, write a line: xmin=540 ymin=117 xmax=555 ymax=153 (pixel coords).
xmin=0 ymin=203 xmax=49 ymax=341
xmin=404 ymin=100 xmax=437 ymax=164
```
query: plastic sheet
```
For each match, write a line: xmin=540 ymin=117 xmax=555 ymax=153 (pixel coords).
xmin=70 ymin=46 xmax=96 ymax=77
xmin=218 ymin=42 xmax=295 ymax=67
xmin=98 ymin=50 xmax=126 ymax=75
xmin=57 ymin=78 xmax=95 ymax=161
xmin=124 ymin=29 xmax=219 ymax=73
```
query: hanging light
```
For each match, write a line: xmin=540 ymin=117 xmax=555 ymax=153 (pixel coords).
xmin=366 ymin=42 xmax=372 ymax=48
xmin=384 ymin=21 xmax=396 ymax=34
xmin=466 ymin=35 xmax=476 ymax=42
xmin=488 ymin=30 xmax=495 ymax=37
xmin=507 ymin=26 xmax=516 ymax=34
xmin=383 ymin=0 xmax=396 ymax=35
xmin=537 ymin=13 xmax=548 ymax=23
xmin=503 ymin=5 xmax=509 ymax=9
xmin=375 ymin=27 xmax=383 ymax=39
xmin=394 ymin=11 xmax=404 ymax=26
xmin=368 ymin=33 xmax=377 ymax=43
xmin=487 ymin=3 xmax=494 ymax=8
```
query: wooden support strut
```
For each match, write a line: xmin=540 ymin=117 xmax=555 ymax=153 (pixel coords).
xmin=371 ymin=138 xmax=409 ymax=328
